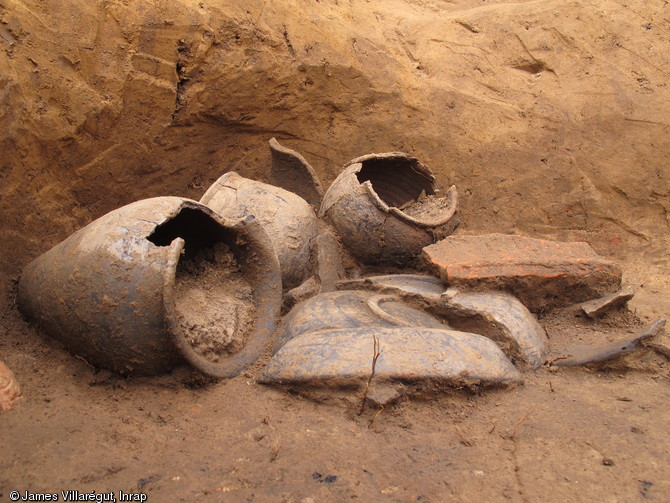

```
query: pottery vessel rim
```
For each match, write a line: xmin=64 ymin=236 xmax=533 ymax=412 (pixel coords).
xmin=343 ymin=152 xmax=458 ymax=228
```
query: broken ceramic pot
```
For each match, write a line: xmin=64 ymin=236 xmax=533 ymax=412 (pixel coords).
xmin=319 ymin=152 xmax=459 ymax=266
xmin=336 ymin=275 xmax=548 ymax=369
xmin=439 ymin=289 xmax=549 ymax=369
xmin=18 ymin=197 xmax=282 ymax=377
xmin=200 ymin=172 xmax=318 ymax=290
xmin=263 ymin=289 xmax=523 ymax=404
xmin=261 ymin=327 xmax=523 ymax=400
xmin=273 ymin=290 xmax=449 ymax=352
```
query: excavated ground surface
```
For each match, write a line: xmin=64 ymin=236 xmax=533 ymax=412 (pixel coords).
xmin=1 ymin=0 xmax=669 ymax=501
xmin=1 ymin=286 xmax=669 ymax=502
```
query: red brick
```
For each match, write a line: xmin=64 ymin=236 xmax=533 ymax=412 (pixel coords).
xmin=421 ymin=233 xmax=622 ymax=311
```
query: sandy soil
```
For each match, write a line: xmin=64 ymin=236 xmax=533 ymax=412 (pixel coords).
xmin=174 ymin=242 xmax=256 ymax=360
xmin=2 ymin=268 xmax=669 ymax=502
xmin=1 ymin=0 xmax=669 ymax=501
xmin=401 ymin=193 xmax=454 ymax=223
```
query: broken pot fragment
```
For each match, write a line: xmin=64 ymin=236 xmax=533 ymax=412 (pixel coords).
xmin=336 ymin=275 xmax=548 ymax=368
xmin=18 ymin=197 xmax=282 ymax=377
xmin=269 ymin=137 xmax=324 ymax=208
xmin=315 ymin=228 xmax=348 ymax=293
xmin=260 ymin=327 xmax=523 ymax=396
xmin=422 ymin=233 xmax=622 ymax=311
xmin=580 ymin=286 xmax=635 ymax=319
xmin=201 ymin=171 xmax=318 ymax=290
xmin=336 ymin=274 xmax=446 ymax=302
xmin=440 ymin=289 xmax=549 ymax=369
xmin=320 ymin=152 xmax=459 ymax=266
xmin=551 ymin=318 xmax=666 ymax=367
xmin=274 ymin=290 xmax=448 ymax=352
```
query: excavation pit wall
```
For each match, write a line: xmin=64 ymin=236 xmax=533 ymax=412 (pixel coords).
xmin=2 ymin=1 xmax=670 ymax=500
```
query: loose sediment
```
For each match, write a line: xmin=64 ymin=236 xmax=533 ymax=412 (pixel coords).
xmin=174 ymin=242 xmax=256 ymax=362
xmin=400 ymin=193 xmax=455 ymax=222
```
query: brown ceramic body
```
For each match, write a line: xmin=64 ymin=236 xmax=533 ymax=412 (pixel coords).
xmin=319 ymin=152 xmax=459 ymax=266
xmin=18 ymin=197 xmax=282 ymax=377
xmin=201 ymin=172 xmax=318 ymax=290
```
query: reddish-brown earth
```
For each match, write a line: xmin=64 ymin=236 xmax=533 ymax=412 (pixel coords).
xmin=1 ymin=0 xmax=669 ymax=501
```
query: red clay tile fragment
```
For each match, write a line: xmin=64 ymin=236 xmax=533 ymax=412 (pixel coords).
xmin=421 ymin=233 xmax=622 ymax=311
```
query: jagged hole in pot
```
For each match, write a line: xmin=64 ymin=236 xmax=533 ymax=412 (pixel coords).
xmin=148 ymin=208 xmax=256 ymax=362
xmin=356 ymin=156 xmax=435 ymax=207
xmin=355 ymin=156 xmax=451 ymax=219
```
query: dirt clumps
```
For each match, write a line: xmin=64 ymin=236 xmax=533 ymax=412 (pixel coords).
xmin=173 ymin=242 xmax=256 ymax=362
xmin=400 ymin=193 xmax=454 ymax=222
xmin=0 ymin=360 xmax=21 ymax=412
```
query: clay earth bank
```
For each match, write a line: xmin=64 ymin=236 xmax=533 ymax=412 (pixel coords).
xmin=1 ymin=0 xmax=669 ymax=501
